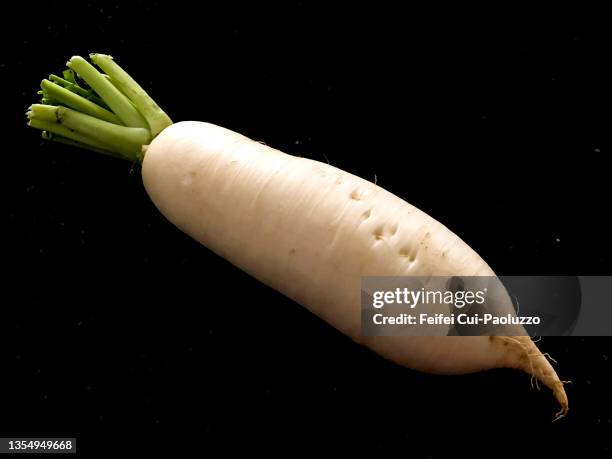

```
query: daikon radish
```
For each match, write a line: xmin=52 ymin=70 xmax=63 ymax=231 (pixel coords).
xmin=26 ymin=54 xmax=568 ymax=419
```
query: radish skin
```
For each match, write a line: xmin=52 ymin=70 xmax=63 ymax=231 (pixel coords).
xmin=142 ymin=121 xmax=568 ymax=417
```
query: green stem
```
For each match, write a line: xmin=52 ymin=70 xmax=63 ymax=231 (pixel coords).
xmin=29 ymin=118 xmax=112 ymax=152
xmin=48 ymin=74 xmax=109 ymax=109
xmin=41 ymin=131 xmax=121 ymax=158
xmin=41 ymin=79 xmax=121 ymax=125
xmin=27 ymin=53 xmax=173 ymax=163
xmin=91 ymin=54 xmax=173 ymax=137
xmin=67 ymin=56 xmax=148 ymax=129
xmin=28 ymin=104 xmax=149 ymax=162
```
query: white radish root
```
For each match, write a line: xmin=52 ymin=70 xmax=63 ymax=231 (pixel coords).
xmin=142 ymin=121 xmax=568 ymax=418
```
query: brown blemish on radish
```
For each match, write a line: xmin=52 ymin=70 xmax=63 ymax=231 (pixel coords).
xmin=399 ymin=247 xmax=418 ymax=262
xmin=361 ymin=209 xmax=372 ymax=221
xmin=419 ymin=232 xmax=431 ymax=250
xmin=373 ymin=225 xmax=385 ymax=240
xmin=351 ymin=187 xmax=373 ymax=201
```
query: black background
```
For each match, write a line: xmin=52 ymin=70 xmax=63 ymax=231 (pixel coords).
xmin=2 ymin=1 xmax=611 ymax=457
